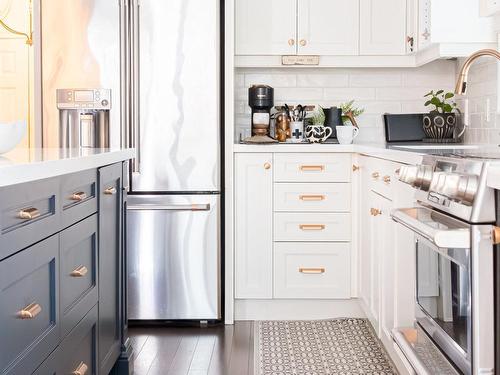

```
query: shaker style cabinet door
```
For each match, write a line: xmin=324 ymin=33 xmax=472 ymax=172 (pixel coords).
xmin=235 ymin=0 xmax=296 ymax=55
xmin=297 ymin=0 xmax=359 ymax=55
xmin=98 ymin=163 xmax=123 ymax=375
xmin=360 ymin=0 xmax=407 ymax=55
xmin=234 ymin=153 xmax=273 ymax=299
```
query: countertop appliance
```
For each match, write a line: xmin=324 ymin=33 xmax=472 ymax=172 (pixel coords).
xmin=244 ymin=85 xmax=275 ymax=143
xmin=125 ymin=0 xmax=222 ymax=322
xmin=57 ymin=88 xmax=111 ymax=149
xmin=391 ymin=152 xmax=500 ymax=374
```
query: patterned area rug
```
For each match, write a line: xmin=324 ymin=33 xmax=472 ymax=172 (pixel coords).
xmin=256 ymin=318 xmax=398 ymax=375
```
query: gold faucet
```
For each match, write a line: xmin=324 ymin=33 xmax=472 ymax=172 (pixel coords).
xmin=455 ymin=49 xmax=500 ymax=95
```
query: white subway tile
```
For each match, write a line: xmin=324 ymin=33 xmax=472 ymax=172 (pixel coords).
xmin=245 ymin=74 xmax=296 ymax=88
xmin=235 ymin=74 xmax=245 ymax=88
xmin=323 ymin=88 xmax=376 ymax=101
xmin=274 ymin=87 xmax=324 ymax=101
xmin=376 ymin=87 xmax=433 ymax=101
xmin=357 ymin=101 xmax=402 ymax=114
xmin=349 ymin=73 xmax=401 ymax=88
xmin=296 ymin=74 xmax=348 ymax=88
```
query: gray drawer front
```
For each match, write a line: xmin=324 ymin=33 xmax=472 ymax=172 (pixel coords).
xmin=0 ymin=177 xmax=60 ymax=260
xmin=60 ymin=214 xmax=98 ymax=338
xmin=33 ymin=304 xmax=98 ymax=375
xmin=0 ymin=235 xmax=59 ymax=375
xmin=61 ymin=169 xmax=97 ymax=225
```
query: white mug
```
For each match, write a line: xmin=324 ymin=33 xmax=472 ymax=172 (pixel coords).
xmin=336 ymin=125 xmax=359 ymax=144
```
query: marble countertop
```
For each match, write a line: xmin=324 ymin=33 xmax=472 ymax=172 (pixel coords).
xmin=0 ymin=148 xmax=135 ymax=187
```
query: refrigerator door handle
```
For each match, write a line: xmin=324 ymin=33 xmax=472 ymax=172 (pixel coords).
xmin=127 ymin=203 xmax=211 ymax=211
xmin=130 ymin=0 xmax=141 ymax=174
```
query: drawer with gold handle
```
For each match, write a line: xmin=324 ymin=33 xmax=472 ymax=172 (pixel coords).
xmin=274 ymin=183 xmax=351 ymax=212
xmin=72 ymin=362 xmax=88 ymax=375
xmin=299 ymin=267 xmax=325 ymax=274
xmin=17 ymin=302 xmax=42 ymax=319
xmin=70 ymin=265 xmax=88 ymax=278
xmin=274 ymin=153 xmax=351 ymax=182
xmin=299 ymin=194 xmax=325 ymax=201
xmin=299 ymin=224 xmax=326 ymax=231
xmin=70 ymin=191 xmax=88 ymax=202
xmin=18 ymin=207 xmax=40 ymax=220
xmin=300 ymin=165 xmax=324 ymax=172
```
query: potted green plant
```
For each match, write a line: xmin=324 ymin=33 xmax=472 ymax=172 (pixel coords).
xmin=305 ymin=107 xmax=332 ymax=143
xmin=423 ymin=90 xmax=460 ymax=140
xmin=340 ymin=100 xmax=364 ymax=127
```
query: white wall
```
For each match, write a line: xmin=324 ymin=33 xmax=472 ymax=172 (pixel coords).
xmin=235 ymin=60 xmax=457 ymax=144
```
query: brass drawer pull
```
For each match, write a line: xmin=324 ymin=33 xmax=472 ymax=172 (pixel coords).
xmin=72 ymin=362 xmax=88 ymax=375
xmin=299 ymin=195 xmax=325 ymax=201
xmin=70 ymin=265 xmax=88 ymax=277
xmin=17 ymin=302 xmax=42 ymax=319
xmin=370 ymin=208 xmax=382 ymax=216
xmin=383 ymin=175 xmax=391 ymax=184
xmin=300 ymin=165 xmax=324 ymax=172
xmin=18 ymin=207 xmax=40 ymax=220
xmin=70 ymin=191 xmax=87 ymax=201
xmin=104 ymin=186 xmax=117 ymax=195
xmin=299 ymin=224 xmax=325 ymax=231
xmin=299 ymin=267 xmax=325 ymax=274
xmin=372 ymin=172 xmax=380 ymax=179
xmin=352 ymin=165 xmax=360 ymax=172
xmin=264 ymin=162 xmax=271 ymax=170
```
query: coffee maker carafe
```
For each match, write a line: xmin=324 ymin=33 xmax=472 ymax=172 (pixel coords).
xmin=245 ymin=85 xmax=277 ymax=143
xmin=57 ymin=88 xmax=111 ymax=149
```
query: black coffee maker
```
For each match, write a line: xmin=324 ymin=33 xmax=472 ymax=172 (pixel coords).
xmin=245 ymin=85 xmax=276 ymax=143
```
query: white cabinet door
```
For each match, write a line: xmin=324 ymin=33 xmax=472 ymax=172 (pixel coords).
xmin=297 ymin=0 xmax=359 ymax=55
xmin=235 ymin=0 xmax=297 ymax=55
xmin=358 ymin=157 xmax=372 ymax=312
xmin=234 ymin=153 xmax=273 ymax=298
xmin=360 ymin=0 xmax=407 ymax=55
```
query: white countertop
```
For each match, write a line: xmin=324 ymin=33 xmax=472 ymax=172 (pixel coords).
xmin=0 ymin=148 xmax=135 ymax=187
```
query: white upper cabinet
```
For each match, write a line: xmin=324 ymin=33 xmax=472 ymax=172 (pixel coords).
xmin=235 ymin=0 xmax=296 ymax=55
xmin=297 ymin=0 xmax=359 ymax=56
xmin=359 ymin=0 xmax=407 ymax=55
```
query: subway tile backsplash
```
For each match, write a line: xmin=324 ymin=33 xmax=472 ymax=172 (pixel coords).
xmin=235 ymin=59 xmax=500 ymax=145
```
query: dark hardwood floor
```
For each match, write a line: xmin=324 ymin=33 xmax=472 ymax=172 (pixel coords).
xmin=129 ymin=322 xmax=255 ymax=375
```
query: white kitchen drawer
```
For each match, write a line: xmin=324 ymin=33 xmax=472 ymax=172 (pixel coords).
xmin=274 ymin=183 xmax=351 ymax=212
xmin=274 ymin=242 xmax=350 ymax=299
xmin=274 ymin=212 xmax=351 ymax=242
xmin=274 ymin=153 xmax=351 ymax=183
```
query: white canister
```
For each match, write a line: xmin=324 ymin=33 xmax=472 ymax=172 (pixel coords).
xmin=290 ymin=121 xmax=304 ymax=143
xmin=336 ymin=125 xmax=359 ymax=144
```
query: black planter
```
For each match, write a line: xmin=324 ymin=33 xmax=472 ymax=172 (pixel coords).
xmin=422 ymin=112 xmax=457 ymax=140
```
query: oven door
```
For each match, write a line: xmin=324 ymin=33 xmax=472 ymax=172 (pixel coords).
xmin=392 ymin=206 xmax=472 ymax=375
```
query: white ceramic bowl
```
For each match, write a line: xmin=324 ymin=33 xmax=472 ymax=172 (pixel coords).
xmin=0 ymin=121 xmax=27 ymax=154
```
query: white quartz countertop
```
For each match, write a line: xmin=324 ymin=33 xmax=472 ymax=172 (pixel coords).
xmin=0 ymin=148 xmax=135 ymax=187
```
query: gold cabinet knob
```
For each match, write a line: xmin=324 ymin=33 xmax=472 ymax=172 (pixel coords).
xmin=370 ymin=208 xmax=382 ymax=216
xmin=104 ymin=186 xmax=117 ymax=195
xmin=70 ymin=265 xmax=88 ymax=277
xmin=264 ymin=162 xmax=271 ymax=170
xmin=18 ymin=207 xmax=40 ymax=220
xmin=70 ymin=191 xmax=87 ymax=201
xmin=352 ymin=165 xmax=360 ymax=172
xmin=372 ymin=172 xmax=380 ymax=179
xmin=383 ymin=175 xmax=391 ymax=184
xmin=17 ymin=302 xmax=42 ymax=319
xmin=72 ymin=362 xmax=88 ymax=375
xmin=288 ymin=38 xmax=295 ymax=46
xmin=299 ymin=39 xmax=307 ymax=46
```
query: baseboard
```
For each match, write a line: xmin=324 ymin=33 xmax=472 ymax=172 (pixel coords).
xmin=234 ymin=298 xmax=366 ymax=320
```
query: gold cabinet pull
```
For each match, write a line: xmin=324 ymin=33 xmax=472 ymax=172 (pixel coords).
xmin=17 ymin=302 xmax=42 ymax=319
xmin=372 ymin=172 xmax=380 ymax=179
xmin=18 ymin=207 xmax=40 ymax=220
xmin=299 ymin=267 xmax=325 ymax=274
xmin=299 ymin=195 xmax=325 ymax=201
xmin=288 ymin=38 xmax=295 ymax=46
xmin=383 ymin=175 xmax=391 ymax=184
xmin=72 ymin=362 xmax=88 ymax=375
xmin=70 ymin=191 xmax=87 ymax=201
xmin=299 ymin=224 xmax=325 ymax=231
xmin=352 ymin=165 xmax=360 ymax=172
xmin=370 ymin=208 xmax=382 ymax=216
xmin=70 ymin=265 xmax=88 ymax=277
xmin=300 ymin=165 xmax=324 ymax=172
xmin=493 ymin=227 xmax=500 ymax=244
xmin=264 ymin=162 xmax=271 ymax=170
xmin=299 ymin=39 xmax=307 ymax=46
xmin=104 ymin=186 xmax=117 ymax=195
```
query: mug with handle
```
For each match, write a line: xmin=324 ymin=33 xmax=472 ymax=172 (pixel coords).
xmin=336 ymin=125 xmax=359 ymax=144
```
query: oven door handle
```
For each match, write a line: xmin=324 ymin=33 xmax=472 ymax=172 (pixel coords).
xmin=391 ymin=208 xmax=470 ymax=249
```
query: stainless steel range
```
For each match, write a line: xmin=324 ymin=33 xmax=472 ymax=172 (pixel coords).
xmin=391 ymin=152 xmax=500 ymax=375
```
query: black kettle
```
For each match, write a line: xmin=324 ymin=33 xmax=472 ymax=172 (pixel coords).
xmin=323 ymin=107 xmax=343 ymax=139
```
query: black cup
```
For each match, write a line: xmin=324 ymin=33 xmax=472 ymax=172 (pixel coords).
xmin=323 ymin=107 xmax=343 ymax=139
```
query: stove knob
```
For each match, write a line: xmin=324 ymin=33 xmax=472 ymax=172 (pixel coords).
xmin=456 ymin=175 xmax=478 ymax=204
xmin=398 ymin=165 xmax=418 ymax=185
xmin=414 ymin=165 xmax=433 ymax=191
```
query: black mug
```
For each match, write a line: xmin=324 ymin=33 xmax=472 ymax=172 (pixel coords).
xmin=323 ymin=107 xmax=343 ymax=139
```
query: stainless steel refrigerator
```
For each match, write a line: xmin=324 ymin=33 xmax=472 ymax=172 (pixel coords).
xmin=40 ymin=0 xmax=222 ymax=321
xmin=126 ymin=0 xmax=222 ymax=321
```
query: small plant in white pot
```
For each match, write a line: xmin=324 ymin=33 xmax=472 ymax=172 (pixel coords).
xmin=305 ymin=107 xmax=332 ymax=143
xmin=423 ymin=90 xmax=460 ymax=140
xmin=337 ymin=100 xmax=364 ymax=144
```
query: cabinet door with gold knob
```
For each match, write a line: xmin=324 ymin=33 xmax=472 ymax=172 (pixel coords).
xmin=235 ymin=153 xmax=273 ymax=298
